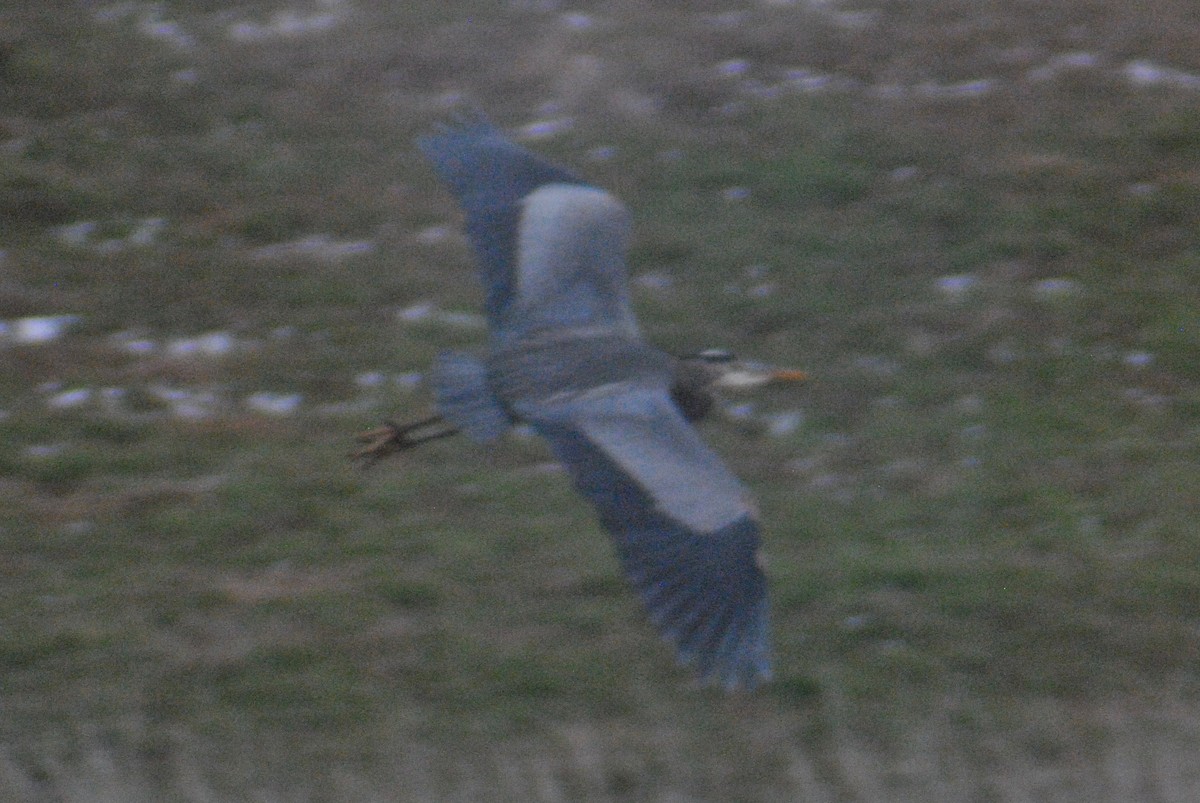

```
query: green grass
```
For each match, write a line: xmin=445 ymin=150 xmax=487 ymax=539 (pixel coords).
xmin=2 ymin=1 xmax=1199 ymax=799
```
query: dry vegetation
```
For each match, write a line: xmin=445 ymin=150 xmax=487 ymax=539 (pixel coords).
xmin=1 ymin=1 xmax=1199 ymax=799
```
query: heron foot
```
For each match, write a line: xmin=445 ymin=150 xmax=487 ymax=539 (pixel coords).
xmin=350 ymin=416 xmax=458 ymax=467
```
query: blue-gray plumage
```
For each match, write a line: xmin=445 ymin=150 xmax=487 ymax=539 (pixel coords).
xmin=358 ymin=111 xmax=806 ymax=690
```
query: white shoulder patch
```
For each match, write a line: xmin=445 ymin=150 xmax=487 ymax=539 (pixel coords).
xmin=515 ymin=183 xmax=632 ymax=322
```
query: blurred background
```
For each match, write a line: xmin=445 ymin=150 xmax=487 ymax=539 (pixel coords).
xmin=1 ymin=1 xmax=1198 ymax=799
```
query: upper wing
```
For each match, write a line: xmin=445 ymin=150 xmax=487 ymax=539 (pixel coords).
xmin=521 ymin=384 xmax=772 ymax=690
xmin=418 ymin=112 xmax=639 ymax=344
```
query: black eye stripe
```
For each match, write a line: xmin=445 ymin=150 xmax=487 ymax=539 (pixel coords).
xmin=697 ymin=349 xmax=735 ymax=363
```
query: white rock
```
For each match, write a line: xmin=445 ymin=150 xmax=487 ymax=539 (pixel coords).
xmin=47 ymin=388 xmax=92 ymax=409
xmin=519 ymin=118 xmax=574 ymax=140
xmin=715 ymin=59 xmax=750 ymax=78
xmin=935 ymin=274 xmax=978 ymax=299
xmin=14 ymin=315 xmax=80 ymax=343
xmin=354 ymin=371 xmax=386 ymax=388
xmin=167 ymin=331 xmax=236 ymax=357
xmin=245 ymin=391 xmax=303 ymax=416
xmin=1032 ymin=277 xmax=1080 ymax=298
xmin=55 ymin=221 xmax=96 ymax=245
xmin=1123 ymin=351 xmax=1154 ymax=368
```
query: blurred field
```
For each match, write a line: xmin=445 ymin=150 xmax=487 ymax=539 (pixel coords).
xmin=2 ymin=1 xmax=1199 ymax=800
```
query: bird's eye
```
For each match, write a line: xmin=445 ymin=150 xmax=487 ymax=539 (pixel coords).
xmin=697 ymin=348 xmax=735 ymax=363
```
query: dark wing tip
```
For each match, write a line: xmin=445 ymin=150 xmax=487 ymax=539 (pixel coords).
xmin=528 ymin=404 xmax=773 ymax=693
xmin=415 ymin=108 xmax=584 ymax=212
xmin=662 ymin=586 xmax=772 ymax=692
xmin=414 ymin=106 xmax=586 ymax=321
xmin=416 ymin=109 xmax=501 ymax=166
xmin=623 ymin=517 xmax=773 ymax=692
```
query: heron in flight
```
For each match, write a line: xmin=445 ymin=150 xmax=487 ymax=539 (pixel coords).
xmin=356 ymin=112 xmax=806 ymax=690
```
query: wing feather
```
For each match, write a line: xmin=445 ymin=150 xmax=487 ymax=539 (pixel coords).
xmin=419 ymin=111 xmax=772 ymax=690
xmin=523 ymin=386 xmax=772 ymax=690
xmin=418 ymin=114 xmax=636 ymax=342
xmin=418 ymin=111 xmax=582 ymax=324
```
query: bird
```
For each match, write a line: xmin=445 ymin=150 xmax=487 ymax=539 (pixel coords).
xmin=354 ymin=111 xmax=806 ymax=690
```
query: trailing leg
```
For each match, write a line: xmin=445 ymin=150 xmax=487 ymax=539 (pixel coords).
xmin=351 ymin=415 xmax=460 ymax=467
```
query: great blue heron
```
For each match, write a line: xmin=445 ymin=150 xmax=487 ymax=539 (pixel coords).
xmin=355 ymin=112 xmax=806 ymax=691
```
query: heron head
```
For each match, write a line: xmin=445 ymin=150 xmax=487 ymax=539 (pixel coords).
xmin=670 ymin=349 xmax=807 ymax=422
xmin=688 ymin=349 xmax=809 ymax=391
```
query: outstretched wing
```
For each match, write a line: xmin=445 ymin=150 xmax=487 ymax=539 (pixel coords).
xmin=418 ymin=111 xmax=639 ymax=344
xmin=521 ymin=384 xmax=772 ymax=690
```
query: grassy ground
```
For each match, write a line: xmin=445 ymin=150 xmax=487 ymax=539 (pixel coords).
xmin=2 ymin=1 xmax=1199 ymax=799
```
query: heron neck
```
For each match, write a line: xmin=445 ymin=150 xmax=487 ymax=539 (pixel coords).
xmin=670 ymin=362 xmax=715 ymax=422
